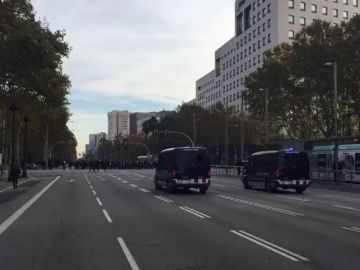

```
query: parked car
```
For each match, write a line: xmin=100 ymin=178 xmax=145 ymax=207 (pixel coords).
xmin=241 ymin=150 xmax=311 ymax=193
xmin=154 ymin=147 xmax=211 ymax=194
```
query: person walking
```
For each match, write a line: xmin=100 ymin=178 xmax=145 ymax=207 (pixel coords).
xmin=8 ymin=163 xmax=20 ymax=189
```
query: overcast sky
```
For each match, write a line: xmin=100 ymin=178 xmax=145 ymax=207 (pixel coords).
xmin=31 ymin=0 xmax=235 ymax=154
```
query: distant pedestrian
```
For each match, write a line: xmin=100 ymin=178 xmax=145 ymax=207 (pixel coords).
xmin=8 ymin=164 xmax=20 ymax=189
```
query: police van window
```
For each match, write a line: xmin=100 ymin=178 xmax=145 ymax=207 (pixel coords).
xmin=256 ymin=154 xmax=277 ymax=172
xmin=355 ymin=153 xmax=360 ymax=173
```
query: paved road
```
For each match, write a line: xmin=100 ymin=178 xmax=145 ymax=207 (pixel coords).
xmin=0 ymin=169 xmax=359 ymax=270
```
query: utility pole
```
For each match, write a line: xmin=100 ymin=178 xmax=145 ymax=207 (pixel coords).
xmin=325 ymin=62 xmax=338 ymax=181
xmin=240 ymin=95 xmax=245 ymax=161
xmin=9 ymin=103 xmax=18 ymax=165
xmin=21 ymin=116 xmax=29 ymax=178
xmin=225 ymin=103 xmax=229 ymax=165
xmin=265 ymin=88 xmax=269 ymax=144
xmin=193 ymin=111 xmax=197 ymax=147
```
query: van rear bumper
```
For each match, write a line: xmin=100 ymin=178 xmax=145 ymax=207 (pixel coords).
xmin=276 ymin=179 xmax=311 ymax=189
xmin=173 ymin=179 xmax=210 ymax=188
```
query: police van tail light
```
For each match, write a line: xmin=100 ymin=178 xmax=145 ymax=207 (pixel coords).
xmin=208 ymin=170 xmax=212 ymax=178
xmin=171 ymin=170 xmax=176 ymax=178
xmin=275 ymin=169 xmax=280 ymax=178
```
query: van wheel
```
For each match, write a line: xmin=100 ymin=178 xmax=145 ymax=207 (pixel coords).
xmin=295 ymin=188 xmax=305 ymax=194
xmin=243 ymin=178 xmax=252 ymax=189
xmin=166 ymin=181 xmax=175 ymax=193
xmin=199 ymin=187 xmax=208 ymax=194
xmin=265 ymin=180 xmax=273 ymax=193
xmin=154 ymin=181 xmax=161 ymax=190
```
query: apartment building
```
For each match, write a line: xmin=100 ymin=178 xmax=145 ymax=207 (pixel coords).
xmin=196 ymin=0 xmax=359 ymax=112
xmin=107 ymin=110 xmax=130 ymax=141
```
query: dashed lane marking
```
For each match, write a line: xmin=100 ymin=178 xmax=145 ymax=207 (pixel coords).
xmin=96 ymin=197 xmax=103 ymax=206
xmin=117 ymin=237 xmax=140 ymax=270
xmin=231 ymin=230 xmax=309 ymax=262
xmin=216 ymin=194 xmax=304 ymax=217
xmin=154 ymin=196 xmax=174 ymax=203
xmin=179 ymin=206 xmax=211 ymax=219
xmin=102 ymin=209 xmax=113 ymax=223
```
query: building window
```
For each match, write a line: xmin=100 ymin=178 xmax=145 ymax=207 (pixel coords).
xmin=300 ymin=17 xmax=306 ymax=26
xmin=343 ymin=0 xmax=348 ymax=5
xmin=289 ymin=0 xmax=294 ymax=8
xmin=288 ymin=30 xmax=295 ymax=39
xmin=267 ymin=4 xmax=271 ymax=13
xmin=343 ymin=10 xmax=349 ymax=19
xmin=322 ymin=6 xmax=328 ymax=15
xmin=288 ymin=15 xmax=295 ymax=24
xmin=354 ymin=0 xmax=359 ymax=6
xmin=268 ymin=18 xmax=271 ymax=28
xmin=311 ymin=4 xmax=317 ymax=13
xmin=300 ymin=2 xmax=306 ymax=11
xmin=333 ymin=9 xmax=338 ymax=17
xmin=268 ymin=34 xmax=271 ymax=43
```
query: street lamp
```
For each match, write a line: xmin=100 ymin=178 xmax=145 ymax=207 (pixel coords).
xmin=215 ymin=103 xmax=229 ymax=165
xmin=259 ymin=88 xmax=269 ymax=144
xmin=240 ymin=93 xmax=245 ymax=161
xmin=191 ymin=111 xmax=199 ymax=147
xmin=325 ymin=61 xmax=338 ymax=181
xmin=21 ymin=115 xmax=30 ymax=178
xmin=9 ymin=102 xmax=18 ymax=165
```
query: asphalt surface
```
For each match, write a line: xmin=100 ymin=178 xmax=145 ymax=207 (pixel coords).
xmin=0 ymin=169 xmax=359 ymax=270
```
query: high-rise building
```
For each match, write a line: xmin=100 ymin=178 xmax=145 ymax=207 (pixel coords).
xmin=87 ymin=132 xmax=107 ymax=155
xmin=130 ymin=112 xmax=158 ymax=136
xmin=196 ymin=0 xmax=359 ymax=112
xmin=107 ymin=110 xmax=130 ymax=141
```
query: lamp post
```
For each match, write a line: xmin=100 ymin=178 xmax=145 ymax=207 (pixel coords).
xmin=325 ymin=62 xmax=338 ymax=181
xmin=21 ymin=115 xmax=30 ymax=178
xmin=214 ymin=103 xmax=229 ymax=165
xmin=9 ymin=103 xmax=18 ymax=166
xmin=191 ymin=111 xmax=199 ymax=147
xmin=265 ymin=88 xmax=269 ymax=144
xmin=240 ymin=93 xmax=245 ymax=161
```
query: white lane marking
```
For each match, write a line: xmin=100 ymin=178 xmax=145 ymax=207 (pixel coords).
xmin=96 ymin=197 xmax=103 ymax=206
xmin=122 ymin=180 xmax=128 ymax=184
xmin=0 ymin=179 xmax=33 ymax=194
xmin=182 ymin=206 xmax=211 ymax=219
xmin=341 ymin=227 xmax=360 ymax=233
xmin=213 ymin=183 xmax=226 ymax=187
xmin=133 ymin=173 xmax=146 ymax=178
xmin=117 ymin=237 xmax=140 ymax=270
xmin=216 ymin=194 xmax=304 ymax=217
xmin=179 ymin=207 xmax=205 ymax=219
xmin=139 ymin=188 xmax=151 ymax=193
xmin=179 ymin=206 xmax=211 ymax=219
xmin=231 ymin=230 xmax=309 ymax=262
xmin=277 ymin=195 xmax=310 ymax=202
xmin=69 ymin=179 xmax=74 ymax=183
xmin=333 ymin=205 xmax=360 ymax=213
xmin=90 ymin=185 xmax=94 ymax=190
xmin=102 ymin=209 xmax=113 ymax=223
xmin=0 ymin=176 xmax=60 ymax=235
xmin=318 ymin=194 xmax=360 ymax=203
xmin=92 ymin=190 xmax=97 ymax=196
xmin=130 ymin=184 xmax=138 ymax=188
xmin=117 ymin=178 xmax=123 ymax=181
xmin=154 ymin=196 xmax=173 ymax=203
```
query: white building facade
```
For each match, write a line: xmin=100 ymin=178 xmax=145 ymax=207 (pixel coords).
xmin=196 ymin=0 xmax=359 ymax=111
xmin=107 ymin=110 xmax=130 ymax=141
